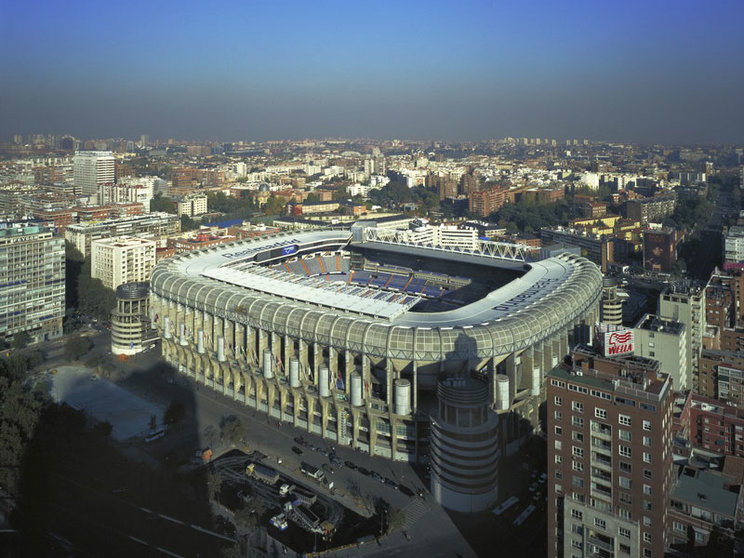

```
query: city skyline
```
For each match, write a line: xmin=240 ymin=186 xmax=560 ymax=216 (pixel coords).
xmin=2 ymin=0 xmax=743 ymax=144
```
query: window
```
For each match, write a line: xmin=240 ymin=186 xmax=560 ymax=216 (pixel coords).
xmin=643 ymin=452 xmax=651 ymax=463
xmin=673 ymin=522 xmax=686 ymax=533
xmin=643 ymin=517 xmax=651 ymax=527
xmin=556 ymin=470 xmax=563 ymax=480
xmin=555 ymin=411 xmax=563 ymax=421
xmin=573 ymin=401 xmax=584 ymax=413
xmin=620 ymin=493 xmax=632 ymax=505
xmin=643 ymin=484 xmax=652 ymax=495
xmin=619 ymin=429 xmax=632 ymax=442
xmin=555 ymin=396 xmax=562 ymax=406
xmin=595 ymin=408 xmax=607 ymax=419
xmin=572 ymin=492 xmax=585 ymax=503
xmin=571 ymin=509 xmax=583 ymax=520
xmin=573 ymin=431 xmax=584 ymax=442
xmin=572 ymin=461 xmax=584 ymax=472
xmin=619 ymin=543 xmax=631 ymax=554
xmin=643 ymin=436 xmax=651 ymax=447
xmin=643 ymin=469 xmax=652 ymax=480
xmin=644 ymin=500 xmax=652 ymax=511
xmin=571 ymin=540 xmax=582 ymax=550
xmin=619 ymin=445 xmax=632 ymax=458
xmin=572 ymin=416 xmax=584 ymax=428
xmin=619 ymin=527 xmax=631 ymax=539
xmin=555 ymin=455 xmax=563 ymax=464
xmin=618 ymin=508 xmax=631 ymax=520
xmin=555 ymin=440 xmax=563 ymax=451
xmin=594 ymin=518 xmax=606 ymax=530
xmin=643 ymin=532 xmax=652 ymax=543
xmin=573 ymin=446 xmax=584 ymax=458
xmin=619 ymin=476 xmax=631 ymax=489
xmin=555 ymin=484 xmax=563 ymax=493
xmin=643 ymin=420 xmax=651 ymax=431
xmin=694 ymin=531 xmax=705 ymax=543
xmin=620 ymin=462 xmax=632 ymax=473
xmin=572 ymin=476 xmax=584 ymax=488
xmin=643 ymin=550 xmax=652 ymax=558
xmin=619 ymin=415 xmax=631 ymax=426
xmin=555 ymin=425 xmax=563 ymax=435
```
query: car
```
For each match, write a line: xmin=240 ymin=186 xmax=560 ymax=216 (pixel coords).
xmin=384 ymin=477 xmax=398 ymax=489
xmin=398 ymin=485 xmax=414 ymax=497
xmin=318 ymin=448 xmax=330 ymax=457
xmin=357 ymin=466 xmax=371 ymax=476
xmin=331 ymin=457 xmax=343 ymax=468
xmin=321 ymin=463 xmax=334 ymax=475
xmin=291 ymin=446 xmax=303 ymax=455
xmin=294 ymin=437 xmax=305 ymax=446
xmin=371 ymin=472 xmax=385 ymax=484
xmin=344 ymin=460 xmax=358 ymax=470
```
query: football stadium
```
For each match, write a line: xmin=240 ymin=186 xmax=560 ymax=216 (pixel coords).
xmin=150 ymin=221 xmax=603 ymax=511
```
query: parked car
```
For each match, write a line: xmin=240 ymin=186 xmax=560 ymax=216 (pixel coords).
xmin=344 ymin=460 xmax=358 ymax=470
xmin=357 ymin=466 xmax=371 ymax=476
xmin=371 ymin=472 xmax=385 ymax=484
xmin=291 ymin=446 xmax=303 ymax=455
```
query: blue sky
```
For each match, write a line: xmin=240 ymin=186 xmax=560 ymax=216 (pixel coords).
xmin=1 ymin=0 xmax=742 ymax=143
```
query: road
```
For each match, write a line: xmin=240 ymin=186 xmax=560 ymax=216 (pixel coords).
xmin=112 ymin=353 xmax=477 ymax=558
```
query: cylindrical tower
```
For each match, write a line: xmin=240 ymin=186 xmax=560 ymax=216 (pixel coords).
xmin=430 ymin=377 xmax=500 ymax=513
xmin=217 ymin=337 xmax=226 ymax=362
xmin=111 ymin=282 xmax=154 ymax=356
xmin=319 ymin=365 xmax=330 ymax=398
xmin=289 ymin=357 xmax=300 ymax=388
xmin=197 ymin=330 xmax=205 ymax=354
xmin=495 ymin=375 xmax=510 ymax=411
xmin=394 ymin=379 xmax=411 ymax=415
xmin=262 ymin=349 xmax=273 ymax=379
xmin=351 ymin=373 xmax=363 ymax=407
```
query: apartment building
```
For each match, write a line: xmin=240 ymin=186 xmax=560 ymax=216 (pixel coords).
xmin=547 ymin=348 xmax=674 ymax=558
xmin=0 ymin=222 xmax=65 ymax=344
xmin=91 ymin=236 xmax=157 ymax=290
xmin=65 ymin=212 xmax=180 ymax=257
xmin=634 ymin=314 xmax=689 ymax=390
xmin=73 ymin=150 xmax=115 ymax=196
xmin=659 ymin=286 xmax=705 ymax=391
xmin=177 ymin=193 xmax=208 ymax=217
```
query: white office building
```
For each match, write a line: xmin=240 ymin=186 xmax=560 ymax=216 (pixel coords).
xmin=73 ymin=151 xmax=115 ymax=196
xmin=91 ymin=236 xmax=157 ymax=290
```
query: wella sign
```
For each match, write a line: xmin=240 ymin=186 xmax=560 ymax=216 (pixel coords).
xmin=603 ymin=329 xmax=634 ymax=356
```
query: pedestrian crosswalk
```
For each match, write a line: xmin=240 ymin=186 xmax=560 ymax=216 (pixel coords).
xmin=402 ymin=497 xmax=430 ymax=529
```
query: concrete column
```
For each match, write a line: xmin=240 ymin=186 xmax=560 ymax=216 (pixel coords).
xmin=336 ymin=407 xmax=344 ymax=444
xmin=412 ymin=361 xmax=418 ymax=414
xmin=386 ymin=359 xmax=394 ymax=409
xmin=328 ymin=347 xmax=338 ymax=382
xmin=271 ymin=332 xmax=281 ymax=373
xmin=390 ymin=417 xmax=399 ymax=459
xmin=505 ymin=353 xmax=518 ymax=404
xmin=284 ymin=335 xmax=293 ymax=374
xmin=298 ymin=339 xmax=309 ymax=379
xmin=313 ymin=343 xmax=322 ymax=385
xmin=369 ymin=415 xmax=378 ymax=453
xmin=344 ymin=351 xmax=353 ymax=398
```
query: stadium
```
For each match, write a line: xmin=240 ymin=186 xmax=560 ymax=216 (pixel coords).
xmin=150 ymin=221 xmax=602 ymax=510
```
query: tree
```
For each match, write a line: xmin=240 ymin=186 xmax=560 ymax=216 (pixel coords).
xmin=11 ymin=331 xmax=29 ymax=350
xmin=305 ymin=193 xmax=320 ymax=203
xmin=164 ymin=401 xmax=185 ymax=425
xmin=220 ymin=416 xmax=245 ymax=445
xmin=263 ymin=195 xmax=286 ymax=216
xmin=150 ymin=193 xmax=176 ymax=213
xmin=76 ymin=259 xmax=116 ymax=321
xmin=64 ymin=335 xmax=92 ymax=361
xmin=180 ymin=214 xmax=199 ymax=231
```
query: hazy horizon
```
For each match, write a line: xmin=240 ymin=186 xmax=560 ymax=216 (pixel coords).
xmin=2 ymin=0 xmax=743 ymax=145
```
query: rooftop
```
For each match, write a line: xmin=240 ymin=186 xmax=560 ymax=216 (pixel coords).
xmin=635 ymin=313 xmax=685 ymax=335
xmin=548 ymin=363 xmax=670 ymax=403
xmin=672 ymin=467 xmax=739 ymax=519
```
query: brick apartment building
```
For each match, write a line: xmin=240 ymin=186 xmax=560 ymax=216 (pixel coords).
xmin=547 ymin=347 xmax=674 ymax=558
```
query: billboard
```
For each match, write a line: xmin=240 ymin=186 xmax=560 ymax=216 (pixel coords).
xmin=603 ymin=329 xmax=634 ymax=356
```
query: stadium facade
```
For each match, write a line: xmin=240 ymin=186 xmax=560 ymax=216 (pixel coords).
xmin=151 ymin=224 xmax=602 ymax=510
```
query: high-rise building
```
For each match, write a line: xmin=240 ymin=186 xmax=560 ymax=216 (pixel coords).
xmin=547 ymin=347 xmax=674 ymax=558
xmin=634 ymin=313 xmax=689 ymax=390
xmin=659 ymin=286 xmax=705 ymax=391
xmin=600 ymin=278 xmax=624 ymax=326
xmin=0 ymin=222 xmax=65 ymax=344
xmin=177 ymin=193 xmax=208 ymax=217
xmin=73 ymin=151 xmax=115 ymax=196
xmin=91 ymin=236 xmax=157 ymax=290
